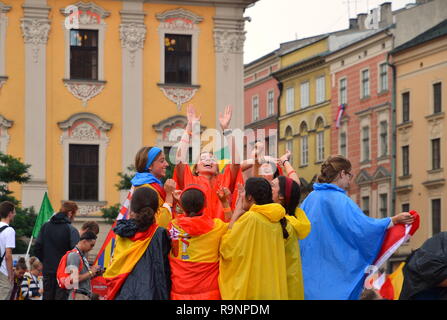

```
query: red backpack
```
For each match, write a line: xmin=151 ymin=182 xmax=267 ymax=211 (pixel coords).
xmin=56 ymin=248 xmax=84 ymax=289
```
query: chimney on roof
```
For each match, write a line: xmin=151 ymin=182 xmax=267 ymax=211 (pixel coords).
xmin=379 ymin=2 xmax=393 ymax=27
xmin=357 ymin=13 xmax=368 ymax=30
xmin=349 ymin=18 xmax=359 ymax=29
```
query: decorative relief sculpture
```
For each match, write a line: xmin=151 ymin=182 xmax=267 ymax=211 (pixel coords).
xmin=64 ymin=81 xmax=105 ymax=107
xmin=214 ymin=29 xmax=245 ymax=70
xmin=160 ymin=86 xmax=198 ymax=111
xmin=120 ymin=23 xmax=146 ymax=66
xmin=21 ymin=19 xmax=51 ymax=63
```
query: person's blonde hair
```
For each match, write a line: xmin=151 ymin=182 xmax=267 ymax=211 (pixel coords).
xmin=28 ymin=257 xmax=42 ymax=271
xmin=317 ymin=155 xmax=352 ymax=183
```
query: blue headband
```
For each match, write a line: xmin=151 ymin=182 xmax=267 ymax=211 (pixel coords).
xmin=144 ymin=147 xmax=162 ymax=171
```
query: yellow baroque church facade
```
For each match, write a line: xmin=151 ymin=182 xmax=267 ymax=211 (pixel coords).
xmin=0 ymin=0 xmax=255 ymax=221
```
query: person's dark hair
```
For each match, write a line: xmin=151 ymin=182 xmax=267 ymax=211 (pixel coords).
xmin=245 ymin=177 xmax=289 ymax=239
xmin=278 ymin=176 xmax=301 ymax=215
xmin=0 ymin=201 xmax=15 ymax=219
xmin=245 ymin=177 xmax=273 ymax=205
xmin=135 ymin=146 xmax=161 ymax=173
xmin=80 ymin=231 xmax=97 ymax=241
xmin=81 ymin=221 xmax=99 ymax=235
xmin=180 ymin=188 xmax=205 ymax=217
xmin=16 ymin=257 xmax=27 ymax=271
xmin=130 ymin=187 xmax=159 ymax=232
xmin=59 ymin=201 xmax=78 ymax=214
xmin=360 ymin=289 xmax=382 ymax=300
xmin=317 ymin=155 xmax=352 ymax=183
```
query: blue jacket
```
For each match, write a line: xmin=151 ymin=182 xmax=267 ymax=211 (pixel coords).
xmin=299 ymin=183 xmax=390 ymax=300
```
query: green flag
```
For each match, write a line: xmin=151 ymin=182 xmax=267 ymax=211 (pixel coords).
xmin=32 ymin=192 xmax=54 ymax=238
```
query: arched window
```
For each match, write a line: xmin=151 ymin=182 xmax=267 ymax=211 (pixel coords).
xmin=315 ymin=117 xmax=325 ymax=162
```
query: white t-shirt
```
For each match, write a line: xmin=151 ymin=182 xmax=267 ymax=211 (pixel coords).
xmin=0 ymin=222 xmax=15 ymax=277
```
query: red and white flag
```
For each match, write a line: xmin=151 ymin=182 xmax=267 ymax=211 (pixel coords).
xmin=335 ymin=104 xmax=346 ymax=128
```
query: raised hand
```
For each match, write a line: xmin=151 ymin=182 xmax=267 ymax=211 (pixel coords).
xmin=280 ymin=149 xmax=292 ymax=165
xmin=172 ymin=190 xmax=182 ymax=202
xmin=164 ymin=179 xmax=177 ymax=195
xmin=217 ymin=187 xmax=231 ymax=204
xmin=186 ymin=104 xmax=201 ymax=126
xmin=219 ymin=105 xmax=233 ymax=131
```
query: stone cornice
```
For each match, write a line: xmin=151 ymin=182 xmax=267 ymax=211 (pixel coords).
xmin=244 ymin=115 xmax=277 ymax=130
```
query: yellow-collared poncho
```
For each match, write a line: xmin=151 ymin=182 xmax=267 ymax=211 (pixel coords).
xmin=219 ymin=203 xmax=288 ymax=300
xmin=285 ymin=208 xmax=311 ymax=300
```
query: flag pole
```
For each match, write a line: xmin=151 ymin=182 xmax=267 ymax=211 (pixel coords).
xmin=25 ymin=235 xmax=33 ymax=263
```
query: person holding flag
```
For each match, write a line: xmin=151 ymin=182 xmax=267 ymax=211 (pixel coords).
xmin=103 ymin=187 xmax=171 ymax=300
xmin=299 ymin=155 xmax=416 ymax=300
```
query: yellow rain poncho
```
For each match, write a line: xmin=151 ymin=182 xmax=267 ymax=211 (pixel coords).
xmin=285 ymin=208 xmax=311 ymax=300
xmin=219 ymin=203 xmax=288 ymax=300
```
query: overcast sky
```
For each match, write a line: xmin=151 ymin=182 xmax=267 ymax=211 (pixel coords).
xmin=243 ymin=0 xmax=416 ymax=63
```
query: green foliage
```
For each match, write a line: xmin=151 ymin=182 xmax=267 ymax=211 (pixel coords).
xmin=115 ymin=165 xmax=135 ymax=191
xmin=101 ymin=203 xmax=120 ymax=224
xmin=11 ymin=206 xmax=37 ymax=254
xmin=0 ymin=152 xmax=31 ymax=205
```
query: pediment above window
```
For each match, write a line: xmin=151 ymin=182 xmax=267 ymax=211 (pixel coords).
xmin=58 ymin=112 xmax=112 ymax=143
xmin=373 ymin=166 xmax=391 ymax=182
xmin=355 ymin=169 xmax=373 ymax=185
xmin=60 ymin=1 xmax=110 ymax=25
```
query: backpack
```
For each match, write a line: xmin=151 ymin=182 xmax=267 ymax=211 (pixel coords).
xmin=56 ymin=248 xmax=84 ymax=290
xmin=0 ymin=225 xmax=10 ymax=267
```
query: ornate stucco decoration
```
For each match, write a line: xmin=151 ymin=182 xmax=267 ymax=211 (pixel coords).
xmin=159 ymin=85 xmax=199 ymax=111
xmin=63 ymin=79 xmax=106 ymax=107
xmin=20 ymin=19 xmax=51 ymax=63
xmin=214 ymin=29 xmax=245 ymax=71
xmin=156 ymin=8 xmax=203 ymax=31
xmin=120 ymin=23 xmax=146 ymax=66
xmin=60 ymin=1 xmax=110 ymax=24
xmin=58 ymin=112 xmax=112 ymax=143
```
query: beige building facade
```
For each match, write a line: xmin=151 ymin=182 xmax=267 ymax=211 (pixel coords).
xmin=392 ymin=20 xmax=447 ymax=255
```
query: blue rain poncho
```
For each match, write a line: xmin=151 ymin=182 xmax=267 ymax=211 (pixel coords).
xmin=299 ymin=183 xmax=391 ymax=300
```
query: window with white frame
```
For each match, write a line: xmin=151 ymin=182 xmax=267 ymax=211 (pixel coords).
xmin=361 ymin=69 xmax=370 ymax=98
xmin=379 ymin=63 xmax=388 ymax=92
xmin=301 ymin=135 xmax=308 ymax=166
xmin=316 ymin=76 xmax=325 ymax=104
xmin=156 ymin=8 xmax=203 ymax=86
xmin=252 ymin=95 xmax=259 ymax=122
xmin=267 ymin=90 xmax=274 ymax=116
xmin=301 ymin=81 xmax=310 ymax=108
xmin=70 ymin=29 xmax=99 ymax=80
xmin=286 ymin=139 xmax=293 ymax=166
xmin=0 ymin=3 xmax=10 ymax=82
xmin=286 ymin=87 xmax=295 ymax=113
xmin=316 ymin=131 xmax=324 ymax=162
xmin=362 ymin=126 xmax=370 ymax=161
xmin=379 ymin=120 xmax=388 ymax=157
xmin=300 ymin=122 xmax=308 ymax=166
xmin=339 ymin=78 xmax=347 ymax=105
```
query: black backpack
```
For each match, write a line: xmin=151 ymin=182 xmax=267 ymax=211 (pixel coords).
xmin=0 ymin=225 xmax=11 ymax=267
